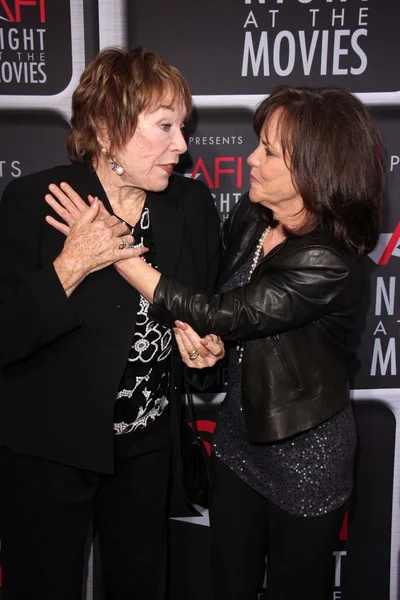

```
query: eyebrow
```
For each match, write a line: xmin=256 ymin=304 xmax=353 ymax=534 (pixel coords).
xmin=261 ymin=137 xmax=279 ymax=153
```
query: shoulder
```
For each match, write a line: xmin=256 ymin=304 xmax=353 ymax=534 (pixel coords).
xmin=169 ymin=174 xmax=220 ymax=230
xmin=280 ymin=230 xmax=358 ymax=271
xmin=1 ymin=163 xmax=83 ymax=200
xmin=169 ymin=173 xmax=214 ymax=204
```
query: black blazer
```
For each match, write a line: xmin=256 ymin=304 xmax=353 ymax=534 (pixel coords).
xmin=0 ymin=162 xmax=220 ymax=473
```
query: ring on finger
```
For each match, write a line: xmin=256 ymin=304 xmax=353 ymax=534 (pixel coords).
xmin=188 ymin=349 xmax=199 ymax=361
xmin=118 ymin=237 xmax=132 ymax=250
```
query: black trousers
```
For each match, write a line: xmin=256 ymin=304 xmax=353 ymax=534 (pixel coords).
xmin=0 ymin=444 xmax=170 ymax=600
xmin=209 ymin=456 xmax=348 ymax=600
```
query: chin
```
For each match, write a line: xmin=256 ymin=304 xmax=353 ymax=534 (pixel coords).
xmin=149 ymin=179 xmax=171 ymax=193
xmin=248 ymin=189 xmax=261 ymax=204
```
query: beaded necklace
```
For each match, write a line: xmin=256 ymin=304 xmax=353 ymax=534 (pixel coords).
xmin=238 ymin=225 xmax=271 ymax=364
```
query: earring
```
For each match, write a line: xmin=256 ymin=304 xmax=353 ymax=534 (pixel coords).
xmin=99 ymin=143 xmax=124 ymax=176
xmin=108 ymin=156 xmax=124 ymax=176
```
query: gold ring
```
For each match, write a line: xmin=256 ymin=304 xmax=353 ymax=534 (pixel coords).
xmin=118 ymin=237 xmax=130 ymax=250
xmin=188 ymin=349 xmax=199 ymax=360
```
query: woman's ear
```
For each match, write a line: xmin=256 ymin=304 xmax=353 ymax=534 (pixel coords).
xmin=96 ymin=123 xmax=111 ymax=154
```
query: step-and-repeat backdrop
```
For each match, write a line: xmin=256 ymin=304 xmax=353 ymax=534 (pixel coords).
xmin=0 ymin=1 xmax=399 ymax=599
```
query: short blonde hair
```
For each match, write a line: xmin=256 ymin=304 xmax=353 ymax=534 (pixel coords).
xmin=67 ymin=46 xmax=192 ymax=162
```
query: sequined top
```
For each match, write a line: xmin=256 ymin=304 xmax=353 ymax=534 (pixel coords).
xmin=213 ymin=248 xmax=357 ymax=517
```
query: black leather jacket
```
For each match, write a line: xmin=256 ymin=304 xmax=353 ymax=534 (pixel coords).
xmin=151 ymin=194 xmax=359 ymax=443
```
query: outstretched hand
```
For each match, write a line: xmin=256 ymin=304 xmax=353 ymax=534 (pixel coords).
xmin=173 ymin=320 xmax=225 ymax=369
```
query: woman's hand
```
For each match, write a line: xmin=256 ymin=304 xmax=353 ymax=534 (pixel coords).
xmin=45 ymin=182 xmax=148 ymax=296
xmin=45 ymin=181 xmax=109 ymax=235
xmin=173 ymin=320 xmax=225 ymax=369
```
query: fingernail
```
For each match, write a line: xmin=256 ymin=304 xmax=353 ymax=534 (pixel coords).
xmin=175 ymin=320 xmax=183 ymax=325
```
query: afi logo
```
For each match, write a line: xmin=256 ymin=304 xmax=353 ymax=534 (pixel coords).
xmin=185 ymin=157 xmax=243 ymax=189
xmin=0 ymin=0 xmax=46 ymax=23
xmin=369 ymin=222 xmax=400 ymax=265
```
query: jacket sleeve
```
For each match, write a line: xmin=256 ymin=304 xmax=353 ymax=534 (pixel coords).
xmin=151 ymin=246 xmax=352 ymax=342
xmin=0 ymin=179 xmax=82 ymax=367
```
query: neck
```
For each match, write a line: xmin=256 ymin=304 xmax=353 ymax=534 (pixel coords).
xmin=94 ymin=156 xmax=146 ymax=224
xmin=261 ymin=193 xmax=304 ymax=230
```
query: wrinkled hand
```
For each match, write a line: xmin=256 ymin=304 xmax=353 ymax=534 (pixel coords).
xmin=173 ymin=320 xmax=225 ymax=369
xmin=57 ymin=200 xmax=139 ymax=275
xmin=45 ymin=182 xmax=148 ymax=295
xmin=45 ymin=181 xmax=111 ymax=235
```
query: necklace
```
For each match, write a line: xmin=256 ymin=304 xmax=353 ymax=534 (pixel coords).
xmin=238 ymin=225 xmax=271 ymax=364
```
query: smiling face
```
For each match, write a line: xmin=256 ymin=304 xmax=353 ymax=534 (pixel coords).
xmin=247 ymin=109 xmax=304 ymax=219
xmin=109 ymin=92 xmax=188 ymax=193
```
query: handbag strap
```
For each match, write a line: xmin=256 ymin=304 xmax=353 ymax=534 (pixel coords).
xmin=184 ymin=383 xmax=200 ymax=435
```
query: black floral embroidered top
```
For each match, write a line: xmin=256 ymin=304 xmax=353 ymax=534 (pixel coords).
xmin=113 ymin=205 xmax=172 ymax=459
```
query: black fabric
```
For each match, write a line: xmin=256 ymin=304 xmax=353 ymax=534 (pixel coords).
xmin=209 ymin=456 xmax=348 ymax=600
xmin=0 ymin=163 xmax=220 ymax=474
xmin=181 ymin=391 xmax=214 ymax=507
xmin=151 ymin=192 xmax=359 ymax=443
xmin=114 ymin=205 xmax=171 ymax=460
xmin=0 ymin=445 xmax=170 ymax=600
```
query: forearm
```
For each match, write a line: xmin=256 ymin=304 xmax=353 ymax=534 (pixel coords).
xmin=114 ymin=257 xmax=161 ymax=302
xmin=151 ymin=254 xmax=351 ymax=341
xmin=53 ymin=254 xmax=86 ymax=297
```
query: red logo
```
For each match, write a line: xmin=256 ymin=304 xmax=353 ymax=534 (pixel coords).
xmin=187 ymin=157 xmax=243 ymax=189
xmin=0 ymin=0 xmax=46 ymax=23
xmin=369 ymin=222 xmax=400 ymax=265
xmin=195 ymin=419 xmax=216 ymax=456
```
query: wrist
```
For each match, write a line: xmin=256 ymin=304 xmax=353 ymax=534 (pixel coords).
xmin=54 ymin=253 xmax=86 ymax=297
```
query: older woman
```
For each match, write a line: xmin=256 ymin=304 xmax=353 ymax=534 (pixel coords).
xmin=46 ymin=86 xmax=384 ymax=598
xmin=0 ymin=47 xmax=221 ymax=600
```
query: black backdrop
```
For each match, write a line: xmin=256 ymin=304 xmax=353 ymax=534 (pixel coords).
xmin=0 ymin=1 xmax=399 ymax=599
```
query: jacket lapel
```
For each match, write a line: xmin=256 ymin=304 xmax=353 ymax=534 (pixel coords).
xmin=218 ymin=199 xmax=264 ymax=287
xmin=146 ymin=182 xmax=185 ymax=278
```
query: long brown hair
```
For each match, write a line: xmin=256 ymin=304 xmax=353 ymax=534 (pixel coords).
xmin=253 ymin=86 xmax=385 ymax=255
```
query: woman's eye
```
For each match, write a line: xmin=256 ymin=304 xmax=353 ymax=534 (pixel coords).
xmin=265 ymin=147 xmax=274 ymax=157
xmin=160 ymin=123 xmax=172 ymax=132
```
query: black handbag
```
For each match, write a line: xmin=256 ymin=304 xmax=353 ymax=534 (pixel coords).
xmin=181 ymin=390 xmax=214 ymax=508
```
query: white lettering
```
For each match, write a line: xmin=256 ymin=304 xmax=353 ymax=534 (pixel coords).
xmin=375 ymin=277 xmax=396 ymax=316
xmin=244 ymin=10 xmax=258 ymax=28
xmin=373 ymin=321 xmax=387 ymax=336
xmin=273 ymin=31 xmax=296 ymax=76
xmin=242 ymin=31 xmax=269 ymax=76
xmin=350 ymin=29 xmax=367 ymax=75
xmin=370 ymin=338 xmax=396 ymax=376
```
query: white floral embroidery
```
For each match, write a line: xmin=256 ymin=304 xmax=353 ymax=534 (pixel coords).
xmin=116 ymin=370 xmax=152 ymax=401
xmin=114 ymin=207 xmax=172 ymax=436
xmin=114 ymin=395 xmax=169 ymax=434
